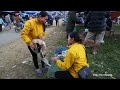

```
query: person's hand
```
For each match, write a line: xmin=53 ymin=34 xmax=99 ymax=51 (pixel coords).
xmin=29 ymin=42 xmax=35 ymax=48
xmin=40 ymin=37 xmax=45 ymax=41
xmin=51 ymin=57 xmax=59 ymax=62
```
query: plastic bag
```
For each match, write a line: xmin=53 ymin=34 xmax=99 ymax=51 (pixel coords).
xmin=46 ymin=46 xmax=67 ymax=78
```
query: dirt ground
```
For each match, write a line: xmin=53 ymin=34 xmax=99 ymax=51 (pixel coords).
xmin=0 ymin=19 xmax=67 ymax=79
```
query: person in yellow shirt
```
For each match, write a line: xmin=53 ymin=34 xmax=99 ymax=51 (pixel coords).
xmin=21 ymin=11 xmax=48 ymax=74
xmin=51 ymin=32 xmax=89 ymax=79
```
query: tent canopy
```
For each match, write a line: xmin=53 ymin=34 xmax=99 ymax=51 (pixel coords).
xmin=1 ymin=11 xmax=16 ymax=12
xmin=24 ymin=11 xmax=39 ymax=15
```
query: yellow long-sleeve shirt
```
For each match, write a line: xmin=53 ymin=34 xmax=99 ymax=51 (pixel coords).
xmin=21 ymin=18 xmax=46 ymax=45
xmin=56 ymin=43 xmax=89 ymax=78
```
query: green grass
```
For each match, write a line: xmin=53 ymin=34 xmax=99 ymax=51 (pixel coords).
xmin=87 ymin=33 xmax=120 ymax=79
xmin=85 ymin=24 xmax=120 ymax=79
xmin=47 ymin=25 xmax=120 ymax=79
xmin=112 ymin=24 xmax=120 ymax=32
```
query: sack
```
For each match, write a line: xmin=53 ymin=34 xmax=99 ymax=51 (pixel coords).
xmin=55 ymin=46 xmax=67 ymax=54
xmin=78 ymin=66 xmax=92 ymax=79
xmin=47 ymin=46 xmax=67 ymax=78
xmin=47 ymin=60 xmax=62 ymax=78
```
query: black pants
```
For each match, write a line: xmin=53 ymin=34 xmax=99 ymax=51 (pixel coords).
xmin=55 ymin=20 xmax=59 ymax=26
xmin=28 ymin=46 xmax=45 ymax=69
xmin=0 ymin=24 xmax=2 ymax=32
xmin=55 ymin=71 xmax=74 ymax=79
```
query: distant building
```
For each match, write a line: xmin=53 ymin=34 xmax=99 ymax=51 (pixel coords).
xmin=111 ymin=11 xmax=120 ymax=24
xmin=111 ymin=11 xmax=120 ymax=20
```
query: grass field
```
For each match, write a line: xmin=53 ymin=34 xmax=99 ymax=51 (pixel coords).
xmin=47 ymin=24 xmax=120 ymax=79
xmin=87 ymin=34 xmax=120 ymax=79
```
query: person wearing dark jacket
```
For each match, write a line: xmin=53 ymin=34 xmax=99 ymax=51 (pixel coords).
xmin=100 ymin=16 xmax=113 ymax=43
xmin=48 ymin=14 xmax=53 ymax=25
xmin=106 ymin=17 xmax=112 ymax=31
xmin=66 ymin=11 xmax=81 ymax=38
xmin=83 ymin=11 xmax=111 ymax=54
xmin=55 ymin=15 xmax=60 ymax=26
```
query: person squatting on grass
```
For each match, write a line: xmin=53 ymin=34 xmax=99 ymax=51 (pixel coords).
xmin=21 ymin=11 xmax=49 ymax=74
xmin=51 ymin=32 xmax=90 ymax=79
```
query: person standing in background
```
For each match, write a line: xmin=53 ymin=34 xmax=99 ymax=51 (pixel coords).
xmin=0 ymin=14 xmax=5 ymax=32
xmin=83 ymin=11 xmax=111 ymax=55
xmin=66 ymin=11 xmax=81 ymax=39
xmin=55 ymin=14 xmax=60 ymax=26
xmin=5 ymin=13 xmax=12 ymax=29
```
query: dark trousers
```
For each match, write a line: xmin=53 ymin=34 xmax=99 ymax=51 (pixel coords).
xmin=56 ymin=20 xmax=59 ymax=26
xmin=28 ymin=46 xmax=45 ymax=69
xmin=55 ymin=71 xmax=74 ymax=79
xmin=0 ymin=24 xmax=2 ymax=32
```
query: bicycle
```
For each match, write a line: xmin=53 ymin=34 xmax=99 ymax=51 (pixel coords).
xmin=14 ymin=23 xmax=24 ymax=33
xmin=4 ymin=23 xmax=11 ymax=31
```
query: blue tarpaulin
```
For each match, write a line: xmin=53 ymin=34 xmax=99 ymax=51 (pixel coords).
xmin=24 ymin=11 xmax=39 ymax=15
xmin=47 ymin=46 xmax=67 ymax=78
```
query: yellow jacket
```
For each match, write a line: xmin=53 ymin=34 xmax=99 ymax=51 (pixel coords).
xmin=56 ymin=43 xmax=89 ymax=78
xmin=21 ymin=18 xmax=46 ymax=45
